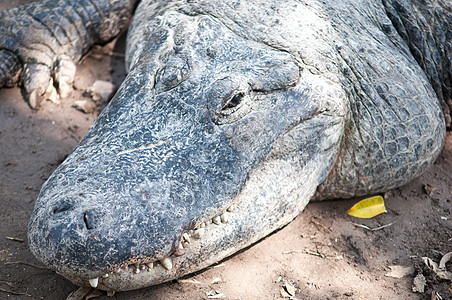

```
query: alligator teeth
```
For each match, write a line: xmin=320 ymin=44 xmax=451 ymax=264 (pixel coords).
xmin=220 ymin=212 xmax=229 ymax=223
xmin=182 ymin=232 xmax=190 ymax=243
xmin=212 ymin=216 xmax=221 ymax=225
xmin=94 ymin=206 xmax=237 ymax=280
xmin=89 ymin=278 xmax=99 ymax=288
xmin=103 ymin=206 xmax=235 ymax=278
xmin=160 ymin=257 xmax=173 ymax=270
xmin=192 ymin=227 xmax=205 ymax=239
xmin=173 ymin=241 xmax=185 ymax=257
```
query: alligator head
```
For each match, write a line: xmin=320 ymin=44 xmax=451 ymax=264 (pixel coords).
xmin=28 ymin=11 xmax=346 ymax=291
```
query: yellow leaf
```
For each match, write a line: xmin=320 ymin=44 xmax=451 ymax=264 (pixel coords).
xmin=347 ymin=196 xmax=386 ymax=219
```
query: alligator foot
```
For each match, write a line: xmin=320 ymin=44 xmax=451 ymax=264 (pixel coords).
xmin=0 ymin=0 xmax=133 ymax=108
xmin=0 ymin=3 xmax=79 ymax=108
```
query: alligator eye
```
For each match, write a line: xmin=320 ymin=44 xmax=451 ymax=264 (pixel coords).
xmin=208 ymin=78 xmax=252 ymax=124
xmin=222 ymin=92 xmax=244 ymax=111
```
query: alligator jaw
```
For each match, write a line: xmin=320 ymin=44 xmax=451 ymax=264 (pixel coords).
xmin=71 ymin=205 xmax=239 ymax=291
xmin=65 ymin=146 xmax=319 ymax=292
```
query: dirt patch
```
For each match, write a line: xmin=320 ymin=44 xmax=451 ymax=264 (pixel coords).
xmin=1 ymin=2 xmax=452 ymax=300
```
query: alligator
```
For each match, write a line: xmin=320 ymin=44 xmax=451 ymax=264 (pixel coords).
xmin=0 ymin=0 xmax=450 ymax=292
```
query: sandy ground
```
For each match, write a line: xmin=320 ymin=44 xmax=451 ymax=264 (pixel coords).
xmin=1 ymin=2 xmax=452 ymax=300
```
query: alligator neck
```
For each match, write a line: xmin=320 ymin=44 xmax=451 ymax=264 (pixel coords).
xmin=383 ymin=0 xmax=452 ymax=126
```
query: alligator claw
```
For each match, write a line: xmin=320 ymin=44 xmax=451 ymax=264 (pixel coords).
xmin=54 ymin=55 xmax=76 ymax=99
xmin=22 ymin=63 xmax=52 ymax=109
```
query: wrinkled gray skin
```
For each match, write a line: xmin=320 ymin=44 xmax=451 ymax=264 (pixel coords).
xmin=0 ymin=0 xmax=450 ymax=292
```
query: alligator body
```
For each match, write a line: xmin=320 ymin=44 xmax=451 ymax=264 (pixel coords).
xmin=0 ymin=0 xmax=450 ymax=292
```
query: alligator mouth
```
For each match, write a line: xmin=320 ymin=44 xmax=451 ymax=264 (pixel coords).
xmin=85 ymin=204 xmax=236 ymax=290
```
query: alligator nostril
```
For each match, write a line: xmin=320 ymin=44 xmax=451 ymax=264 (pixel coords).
xmin=83 ymin=212 xmax=92 ymax=230
xmin=53 ymin=202 xmax=73 ymax=214
xmin=83 ymin=209 xmax=102 ymax=230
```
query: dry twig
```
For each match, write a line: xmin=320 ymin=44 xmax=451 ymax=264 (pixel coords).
xmin=283 ymin=249 xmax=325 ymax=258
xmin=0 ymin=280 xmax=14 ymax=287
xmin=351 ymin=222 xmax=395 ymax=231
xmin=5 ymin=261 xmax=50 ymax=271
xmin=0 ymin=287 xmax=42 ymax=299
xmin=310 ymin=217 xmax=332 ymax=233
xmin=177 ymin=279 xmax=202 ymax=285
xmin=6 ymin=236 xmax=24 ymax=242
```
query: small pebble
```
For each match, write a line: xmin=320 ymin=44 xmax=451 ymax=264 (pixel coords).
xmin=91 ymin=80 xmax=115 ymax=102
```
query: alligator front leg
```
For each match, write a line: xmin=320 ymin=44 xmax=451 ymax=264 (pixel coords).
xmin=0 ymin=0 xmax=136 ymax=108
